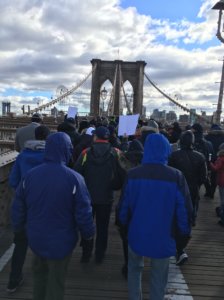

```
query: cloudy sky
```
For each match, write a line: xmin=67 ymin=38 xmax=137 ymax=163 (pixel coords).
xmin=0 ymin=0 xmax=223 ymax=117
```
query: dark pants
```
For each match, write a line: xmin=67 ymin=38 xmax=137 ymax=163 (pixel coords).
xmin=176 ymin=235 xmax=190 ymax=256
xmin=32 ymin=254 xmax=71 ymax=300
xmin=92 ymin=203 xmax=113 ymax=258
xmin=210 ymin=171 xmax=217 ymax=197
xmin=205 ymin=170 xmax=217 ymax=198
xmin=9 ymin=231 xmax=28 ymax=283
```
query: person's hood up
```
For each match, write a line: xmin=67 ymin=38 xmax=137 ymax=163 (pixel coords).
xmin=142 ymin=133 xmax=171 ymax=165
xmin=211 ymin=124 xmax=222 ymax=131
xmin=217 ymin=149 xmax=224 ymax=156
xmin=57 ymin=121 xmax=75 ymax=132
xmin=179 ymin=130 xmax=194 ymax=150
xmin=44 ymin=132 xmax=73 ymax=165
xmin=87 ymin=142 xmax=111 ymax=165
xmin=24 ymin=140 xmax=46 ymax=150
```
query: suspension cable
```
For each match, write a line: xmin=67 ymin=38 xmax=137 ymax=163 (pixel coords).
xmin=107 ymin=64 xmax=119 ymax=115
xmin=29 ymin=66 xmax=96 ymax=115
xmin=144 ymin=72 xmax=211 ymax=124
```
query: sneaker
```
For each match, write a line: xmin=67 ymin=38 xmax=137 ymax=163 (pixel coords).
xmin=216 ymin=206 xmax=222 ymax=218
xmin=176 ymin=252 xmax=188 ymax=266
xmin=6 ymin=276 xmax=24 ymax=293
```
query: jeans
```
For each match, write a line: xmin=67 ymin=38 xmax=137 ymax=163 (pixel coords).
xmin=32 ymin=254 xmax=71 ymax=300
xmin=128 ymin=246 xmax=169 ymax=300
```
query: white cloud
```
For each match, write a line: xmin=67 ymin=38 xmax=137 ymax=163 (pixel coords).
xmin=0 ymin=0 xmax=223 ymax=118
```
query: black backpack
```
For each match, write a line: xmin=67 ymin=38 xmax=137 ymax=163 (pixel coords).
xmin=81 ymin=147 xmax=125 ymax=191
xmin=194 ymin=139 xmax=209 ymax=162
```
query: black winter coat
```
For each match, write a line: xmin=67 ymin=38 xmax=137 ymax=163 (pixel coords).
xmin=74 ymin=141 xmax=124 ymax=204
xmin=168 ymin=149 xmax=207 ymax=201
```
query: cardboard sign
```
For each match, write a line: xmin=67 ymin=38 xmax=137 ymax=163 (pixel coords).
xmin=118 ymin=114 xmax=139 ymax=136
xmin=67 ymin=106 xmax=78 ymax=118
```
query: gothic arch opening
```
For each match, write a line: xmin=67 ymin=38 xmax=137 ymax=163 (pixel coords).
xmin=90 ymin=59 xmax=146 ymax=116
xmin=100 ymin=79 xmax=113 ymax=116
xmin=122 ymin=80 xmax=134 ymax=115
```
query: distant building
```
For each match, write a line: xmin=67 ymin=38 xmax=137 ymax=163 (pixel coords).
xmin=179 ymin=114 xmax=189 ymax=123
xmin=151 ymin=109 xmax=166 ymax=121
xmin=2 ymin=101 xmax=11 ymax=116
xmin=150 ymin=108 xmax=177 ymax=123
xmin=166 ymin=111 xmax=177 ymax=122
xmin=189 ymin=109 xmax=196 ymax=125
xmin=142 ymin=105 xmax=146 ymax=117
xmin=51 ymin=106 xmax=58 ymax=117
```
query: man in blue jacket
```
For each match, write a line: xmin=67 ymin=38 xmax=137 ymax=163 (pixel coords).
xmin=119 ymin=133 xmax=192 ymax=300
xmin=11 ymin=132 xmax=95 ymax=300
xmin=7 ymin=125 xmax=50 ymax=293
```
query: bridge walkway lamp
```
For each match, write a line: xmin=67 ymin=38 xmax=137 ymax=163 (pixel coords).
xmin=100 ymin=86 xmax=107 ymax=115
xmin=212 ymin=1 xmax=224 ymax=124
xmin=212 ymin=0 xmax=224 ymax=43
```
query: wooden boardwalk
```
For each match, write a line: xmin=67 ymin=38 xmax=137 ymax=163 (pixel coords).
xmin=0 ymin=189 xmax=224 ymax=300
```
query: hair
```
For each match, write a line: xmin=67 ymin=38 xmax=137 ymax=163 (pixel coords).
xmin=35 ymin=125 xmax=50 ymax=140
xmin=31 ymin=113 xmax=43 ymax=123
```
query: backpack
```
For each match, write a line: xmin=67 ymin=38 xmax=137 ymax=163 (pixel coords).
xmin=81 ymin=147 xmax=125 ymax=191
xmin=194 ymin=139 xmax=210 ymax=162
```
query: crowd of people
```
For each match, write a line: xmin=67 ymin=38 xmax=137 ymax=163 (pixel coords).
xmin=6 ymin=112 xmax=224 ymax=300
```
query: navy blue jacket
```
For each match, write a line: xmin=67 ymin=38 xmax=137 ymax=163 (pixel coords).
xmin=11 ymin=132 xmax=95 ymax=259
xmin=119 ymin=133 xmax=192 ymax=258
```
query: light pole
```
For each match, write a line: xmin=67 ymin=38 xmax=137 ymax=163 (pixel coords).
xmin=212 ymin=1 xmax=224 ymax=124
xmin=100 ymin=86 xmax=107 ymax=115
xmin=212 ymin=1 xmax=224 ymax=43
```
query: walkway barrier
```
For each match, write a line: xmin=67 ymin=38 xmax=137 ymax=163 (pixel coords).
xmin=0 ymin=151 xmax=18 ymax=227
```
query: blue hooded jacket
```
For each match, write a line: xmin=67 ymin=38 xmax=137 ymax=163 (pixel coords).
xmin=11 ymin=132 xmax=95 ymax=259
xmin=9 ymin=140 xmax=46 ymax=189
xmin=119 ymin=133 xmax=192 ymax=258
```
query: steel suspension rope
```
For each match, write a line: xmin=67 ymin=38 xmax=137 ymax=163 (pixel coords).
xmin=107 ymin=64 xmax=118 ymax=115
xmin=144 ymin=72 xmax=211 ymax=125
xmin=29 ymin=66 xmax=96 ymax=115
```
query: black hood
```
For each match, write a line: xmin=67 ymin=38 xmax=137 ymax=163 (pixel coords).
xmin=87 ymin=142 xmax=112 ymax=165
xmin=180 ymin=130 xmax=194 ymax=149
xmin=57 ymin=121 xmax=76 ymax=133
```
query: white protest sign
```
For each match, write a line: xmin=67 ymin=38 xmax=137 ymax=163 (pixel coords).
xmin=118 ymin=114 xmax=139 ymax=136
xmin=67 ymin=106 xmax=78 ymax=118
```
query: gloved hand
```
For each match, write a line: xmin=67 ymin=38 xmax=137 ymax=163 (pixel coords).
xmin=80 ymin=238 xmax=94 ymax=258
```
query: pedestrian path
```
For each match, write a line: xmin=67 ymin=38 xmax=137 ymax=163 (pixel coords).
xmin=0 ymin=189 xmax=223 ymax=299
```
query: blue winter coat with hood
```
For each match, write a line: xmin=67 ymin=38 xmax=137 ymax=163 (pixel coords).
xmin=119 ymin=133 xmax=192 ymax=258
xmin=11 ymin=132 xmax=95 ymax=259
xmin=9 ymin=140 xmax=46 ymax=189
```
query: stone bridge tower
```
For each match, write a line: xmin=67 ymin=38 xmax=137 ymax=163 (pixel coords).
xmin=90 ymin=59 xmax=146 ymax=116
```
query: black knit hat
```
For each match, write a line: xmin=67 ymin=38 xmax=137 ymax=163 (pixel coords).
xmin=191 ymin=123 xmax=203 ymax=133
xmin=31 ymin=113 xmax=43 ymax=123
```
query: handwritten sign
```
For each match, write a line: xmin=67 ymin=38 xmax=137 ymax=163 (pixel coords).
xmin=67 ymin=106 xmax=78 ymax=118
xmin=118 ymin=114 xmax=139 ymax=136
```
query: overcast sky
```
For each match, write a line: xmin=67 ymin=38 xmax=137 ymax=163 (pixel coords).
xmin=0 ymin=0 xmax=223 ymax=117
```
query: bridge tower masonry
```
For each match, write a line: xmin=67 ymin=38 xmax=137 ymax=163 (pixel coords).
xmin=90 ymin=59 xmax=146 ymax=116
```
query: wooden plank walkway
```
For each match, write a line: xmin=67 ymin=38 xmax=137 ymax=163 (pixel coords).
xmin=0 ymin=188 xmax=223 ymax=299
